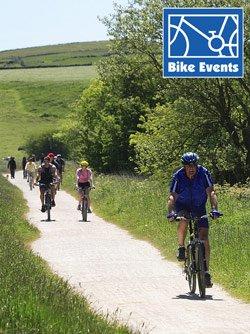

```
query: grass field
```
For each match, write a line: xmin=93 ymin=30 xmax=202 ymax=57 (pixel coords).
xmin=0 ymin=66 xmax=97 ymax=82
xmin=0 ymin=42 xmax=101 ymax=162
xmin=62 ymin=164 xmax=250 ymax=302
xmin=0 ymin=66 xmax=97 ymax=161
xmin=0 ymin=40 xmax=111 ymax=69
xmin=0 ymin=175 xmax=130 ymax=333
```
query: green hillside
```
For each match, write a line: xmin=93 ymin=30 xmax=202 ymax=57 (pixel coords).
xmin=0 ymin=66 xmax=97 ymax=82
xmin=0 ymin=41 xmax=105 ymax=160
xmin=0 ymin=40 xmax=111 ymax=69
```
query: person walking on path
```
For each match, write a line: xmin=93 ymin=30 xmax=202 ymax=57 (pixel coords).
xmin=7 ymin=156 xmax=17 ymax=179
xmin=22 ymin=156 xmax=27 ymax=179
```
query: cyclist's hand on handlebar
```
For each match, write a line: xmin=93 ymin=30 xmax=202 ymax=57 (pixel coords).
xmin=210 ymin=209 xmax=223 ymax=219
xmin=166 ymin=211 xmax=177 ymax=222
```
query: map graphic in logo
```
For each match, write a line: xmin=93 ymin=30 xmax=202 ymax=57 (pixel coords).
xmin=163 ymin=8 xmax=244 ymax=78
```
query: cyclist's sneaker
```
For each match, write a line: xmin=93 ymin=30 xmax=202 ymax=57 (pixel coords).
xmin=87 ymin=208 xmax=92 ymax=213
xmin=77 ymin=204 xmax=81 ymax=211
xmin=41 ymin=205 xmax=46 ymax=212
xmin=51 ymin=200 xmax=56 ymax=207
xmin=177 ymin=246 xmax=186 ymax=261
xmin=205 ymin=273 xmax=213 ymax=288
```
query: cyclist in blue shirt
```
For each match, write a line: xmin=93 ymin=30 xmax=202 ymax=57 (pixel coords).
xmin=167 ymin=152 xmax=222 ymax=287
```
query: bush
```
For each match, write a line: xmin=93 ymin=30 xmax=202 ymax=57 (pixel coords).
xmin=24 ymin=130 xmax=68 ymax=159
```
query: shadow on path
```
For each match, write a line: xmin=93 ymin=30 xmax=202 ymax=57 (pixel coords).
xmin=173 ymin=293 xmax=224 ymax=301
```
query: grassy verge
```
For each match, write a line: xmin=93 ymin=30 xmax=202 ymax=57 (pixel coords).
xmin=0 ymin=175 xmax=131 ymax=333
xmin=62 ymin=164 xmax=250 ymax=302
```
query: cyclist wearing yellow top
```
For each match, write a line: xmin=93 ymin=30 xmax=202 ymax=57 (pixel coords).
xmin=25 ymin=157 xmax=37 ymax=188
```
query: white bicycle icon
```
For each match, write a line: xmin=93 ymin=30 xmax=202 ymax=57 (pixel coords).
xmin=169 ymin=15 xmax=238 ymax=57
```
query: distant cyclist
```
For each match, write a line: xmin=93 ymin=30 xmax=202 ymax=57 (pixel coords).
xmin=36 ymin=156 xmax=57 ymax=212
xmin=47 ymin=152 xmax=61 ymax=185
xmin=40 ymin=153 xmax=45 ymax=164
xmin=76 ymin=160 xmax=93 ymax=213
xmin=47 ymin=152 xmax=59 ymax=170
xmin=167 ymin=152 xmax=222 ymax=287
xmin=25 ymin=157 xmax=37 ymax=188
xmin=55 ymin=154 xmax=65 ymax=186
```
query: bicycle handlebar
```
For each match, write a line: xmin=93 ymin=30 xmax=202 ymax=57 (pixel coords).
xmin=174 ymin=212 xmax=223 ymax=221
xmin=76 ymin=185 xmax=95 ymax=190
xmin=34 ymin=181 xmax=58 ymax=187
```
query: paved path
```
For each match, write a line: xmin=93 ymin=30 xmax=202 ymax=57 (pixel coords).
xmin=7 ymin=171 xmax=250 ymax=333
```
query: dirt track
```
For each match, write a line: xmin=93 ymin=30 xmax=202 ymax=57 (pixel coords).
xmin=7 ymin=171 xmax=250 ymax=333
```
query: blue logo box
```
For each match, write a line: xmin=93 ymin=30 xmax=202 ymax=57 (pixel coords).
xmin=163 ymin=8 xmax=244 ymax=78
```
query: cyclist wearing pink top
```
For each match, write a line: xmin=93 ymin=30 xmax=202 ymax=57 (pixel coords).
xmin=76 ymin=160 xmax=93 ymax=213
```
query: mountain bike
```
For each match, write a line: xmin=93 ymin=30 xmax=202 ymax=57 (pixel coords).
xmin=77 ymin=186 xmax=92 ymax=221
xmin=36 ymin=182 xmax=57 ymax=222
xmin=57 ymin=171 xmax=62 ymax=190
xmin=39 ymin=183 xmax=53 ymax=221
xmin=175 ymin=213 xmax=221 ymax=298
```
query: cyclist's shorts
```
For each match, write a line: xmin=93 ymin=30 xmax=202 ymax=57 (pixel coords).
xmin=39 ymin=182 xmax=51 ymax=190
xmin=176 ymin=209 xmax=209 ymax=229
xmin=78 ymin=182 xmax=90 ymax=194
xmin=27 ymin=171 xmax=36 ymax=178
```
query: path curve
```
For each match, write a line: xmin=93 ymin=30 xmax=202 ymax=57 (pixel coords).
xmin=7 ymin=171 xmax=250 ymax=334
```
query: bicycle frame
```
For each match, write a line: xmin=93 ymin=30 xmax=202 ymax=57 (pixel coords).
xmin=78 ymin=187 xmax=90 ymax=222
xmin=39 ymin=183 xmax=55 ymax=222
xmin=176 ymin=214 xmax=208 ymax=298
xmin=185 ymin=216 xmax=207 ymax=298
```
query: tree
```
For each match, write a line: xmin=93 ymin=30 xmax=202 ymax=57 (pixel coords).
xmin=101 ymin=0 xmax=250 ymax=182
xmin=57 ymin=80 xmax=147 ymax=172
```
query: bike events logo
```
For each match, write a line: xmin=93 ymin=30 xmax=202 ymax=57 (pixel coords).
xmin=163 ymin=8 xmax=244 ymax=78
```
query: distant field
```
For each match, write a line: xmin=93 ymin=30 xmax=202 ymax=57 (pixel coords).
xmin=0 ymin=40 xmax=111 ymax=69
xmin=0 ymin=41 xmax=100 ymax=161
xmin=0 ymin=70 xmax=97 ymax=161
xmin=0 ymin=89 xmax=54 ymax=162
xmin=0 ymin=66 xmax=97 ymax=82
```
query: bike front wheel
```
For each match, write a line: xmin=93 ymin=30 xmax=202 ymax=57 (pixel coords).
xmin=45 ymin=193 xmax=51 ymax=221
xmin=82 ymin=198 xmax=88 ymax=222
xmin=185 ymin=244 xmax=196 ymax=294
xmin=29 ymin=176 xmax=33 ymax=190
xmin=195 ymin=242 xmax=206 ymax=298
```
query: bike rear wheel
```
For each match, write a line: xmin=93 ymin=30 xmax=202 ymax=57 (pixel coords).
xmin=195 ymin=242 xmax=206 ymax=298
xmin=185 ymin=244 xmax=196 ymax=294
xmin=82 ymin=198 xmax=88 ymax=221
xmin=29 ymin=175 xmax=33 ymax=190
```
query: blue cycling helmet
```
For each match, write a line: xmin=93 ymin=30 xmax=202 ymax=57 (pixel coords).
xmin=181 ymin=152 xmax=199 ymax=165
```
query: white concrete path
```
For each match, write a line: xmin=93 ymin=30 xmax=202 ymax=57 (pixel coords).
xmin=6 ymin=171 xmax=250 ymax=334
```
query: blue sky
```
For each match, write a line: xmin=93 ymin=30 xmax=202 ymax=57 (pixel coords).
xmin=0 ymin=0 xmax=129 ymax=51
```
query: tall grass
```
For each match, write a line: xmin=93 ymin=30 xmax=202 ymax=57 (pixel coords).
xmin=62 ymin=165 xmax=250 ymax=302
xmin=0 ymin=175 xmax=131 ymax=333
